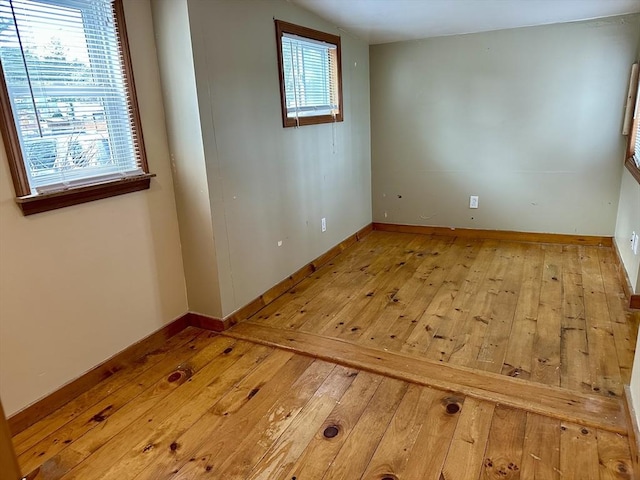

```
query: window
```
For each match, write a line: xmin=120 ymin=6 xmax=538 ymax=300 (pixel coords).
xmin=626 ymin=63 xmax=640 ymax=184
xmin=0 ymin=0 xmax=151 ymax=215
xmin=275 ymin=20 xmax=343 ymax=128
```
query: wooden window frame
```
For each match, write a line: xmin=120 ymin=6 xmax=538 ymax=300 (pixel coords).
xmin=625 ymin=63 xmax=640 ymax=185
xmin=626 ymin=107 xmax=640 ymax=181
xmin=0 ymin=0 xmax=153 ymax=216
xmin=275 ymin=19 xmax=343 ymax=128
xmin=624 ymin=156 xmax=640 ymax=184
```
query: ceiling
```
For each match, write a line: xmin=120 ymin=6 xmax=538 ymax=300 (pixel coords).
xmin=290 ymin=0 xmax=640 ymax=44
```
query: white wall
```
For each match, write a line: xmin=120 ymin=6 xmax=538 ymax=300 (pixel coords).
xmin=632 ymin=334 xmax=640 ymax=426
xmin=623 ymin=30 xmax=640 ymax=435
xmin=370 ymin=15 xmax=640 ymax=236
xmin=155 ymin=0 xmax=372 ymax=317
xmin=614 ymin=31 xmax=640 ymax=296
xmin=0 ymin=0 xmax=188 ymax=416
xmin=615 ymin=169 xmax=640 ymax=293
xmin=618 ymin=168 xmax=640 ymax=434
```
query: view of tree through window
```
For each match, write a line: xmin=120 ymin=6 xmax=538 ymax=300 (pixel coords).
xmin=0 ymin=0 xmax=144 ymax=194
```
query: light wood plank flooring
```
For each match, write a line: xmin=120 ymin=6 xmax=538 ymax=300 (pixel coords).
xmin=13 ymin=231 xmax=639 ymax=479
xmin=249 ymin=231 xmax=639 ymax=399
xmin=14 ymin=328 xmax=635 ymax=480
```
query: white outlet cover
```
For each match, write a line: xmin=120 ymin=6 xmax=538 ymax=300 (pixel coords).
xmin=634 ymin=233 xmax=639 ymax=255
xmin=470 ymin=196 xmax=479 ymax=209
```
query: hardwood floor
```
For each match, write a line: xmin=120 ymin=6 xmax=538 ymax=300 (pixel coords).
xmin=249 ymin=231 xmax=639 ymax=398
xmin=222 ymin=322 xmax=628 ymax=434
xmin=12 ymin=231 xmax=639 ymax=479
xmin=13 ymin=329 xmax=635 ymax=480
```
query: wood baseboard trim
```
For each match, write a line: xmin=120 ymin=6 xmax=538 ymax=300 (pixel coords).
xmin=624 ymin=386 xmax=640 ymax=474
xmin=186 ymin=312 xmax=228 ymax=332
xmin=373 ymin=223 xmax=613 ymax=247
xmin=193 ymin=223 xmax=374 ymax=332
xmin=612 ymin=238 xmax=639 ymax=310
xmin=613 ymin=238 xmax=634 ymax=299
xmin=355 ymin=222 xmax=374 ymax=240
xmin=7 ymin=313 xmax=190 ymax=436
xmin=6 ymin=223 xmax=374 ymax=434
xmin=222 ymin=322 xmax=628 ymax=434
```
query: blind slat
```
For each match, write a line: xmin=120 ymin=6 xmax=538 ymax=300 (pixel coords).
xmin=634 ymin=118 xmax=640 ymax=167
xmin=0 ymin=0 xmax=143 ymax=191
xmin=281 ymin=34 xmax=339 ymax=120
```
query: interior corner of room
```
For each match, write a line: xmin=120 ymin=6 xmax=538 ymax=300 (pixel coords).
xmin=1 ymin=0 xmax=640 ymax=476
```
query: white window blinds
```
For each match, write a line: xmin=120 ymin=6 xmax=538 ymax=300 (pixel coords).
xmin=0 ymin=0 xmax=143 ymax=193
xmin=635 ymin=91 xmax=640 ymax=168
xmin=281 ymin=32 xmax=338 ymax=121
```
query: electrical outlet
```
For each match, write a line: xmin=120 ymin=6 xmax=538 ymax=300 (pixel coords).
xmin=469 ymin=195 xmax=479 ymax=209
xmin=321 ymin=217 xmax=326 ymax=232
xmin=634 ymin=233 xmax=639 ymax=255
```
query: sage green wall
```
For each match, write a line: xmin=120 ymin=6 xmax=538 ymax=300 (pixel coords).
xmin=615 ymin=169 xmax=640 ymax=294
xmin=615 ymin=27 xmax=640 ymax=296
xmin=370 ymin=15 xmax=640 ymax=236
xmin=152 ymin=0 xmax=223 ymax=317
xmin=160 ymin=0 xmax=371 ymax=317
xmin=625 ymin=28 xmax=640 ymax=437
xmin=632 ymin=333 xmax=640 ymax=426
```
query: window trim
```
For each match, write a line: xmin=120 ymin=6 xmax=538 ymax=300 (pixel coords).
xmin=274 ymin=19 xmax=343 ymax=128
xmin=625 ymin=156 xmax=640 ymax=184
xmin=624 ymin=62 xmax=640 ymax=185
xmin=0 ymin=0 xmax=152 ymax=215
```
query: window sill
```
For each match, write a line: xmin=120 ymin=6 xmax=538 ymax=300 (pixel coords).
xmin=16 ymin=173 xmax=155 ymax=216
xmin=625 ymin=157 xmax=640 ymax=185
xmin=283 ymin=114 xmax=343 ymax=128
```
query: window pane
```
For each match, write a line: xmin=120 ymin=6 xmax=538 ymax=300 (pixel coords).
xmin=635 ymin=91 xmax=640 ymax=167
xmin=0 ymin=0 xmax=141 ymax=192
xmin=282 ymin=34 xmax=337 ymax=118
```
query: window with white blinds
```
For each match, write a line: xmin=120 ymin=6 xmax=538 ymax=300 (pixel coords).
xmin=282 ymin=33 xmax=337 ymax=118
xmin=275 ymin=20 xmax=342 ymax=128
xmin=0 ymin=0 xmax=146 ymax=195
xmin=634 ymin=90 xmax=640 ymax=168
